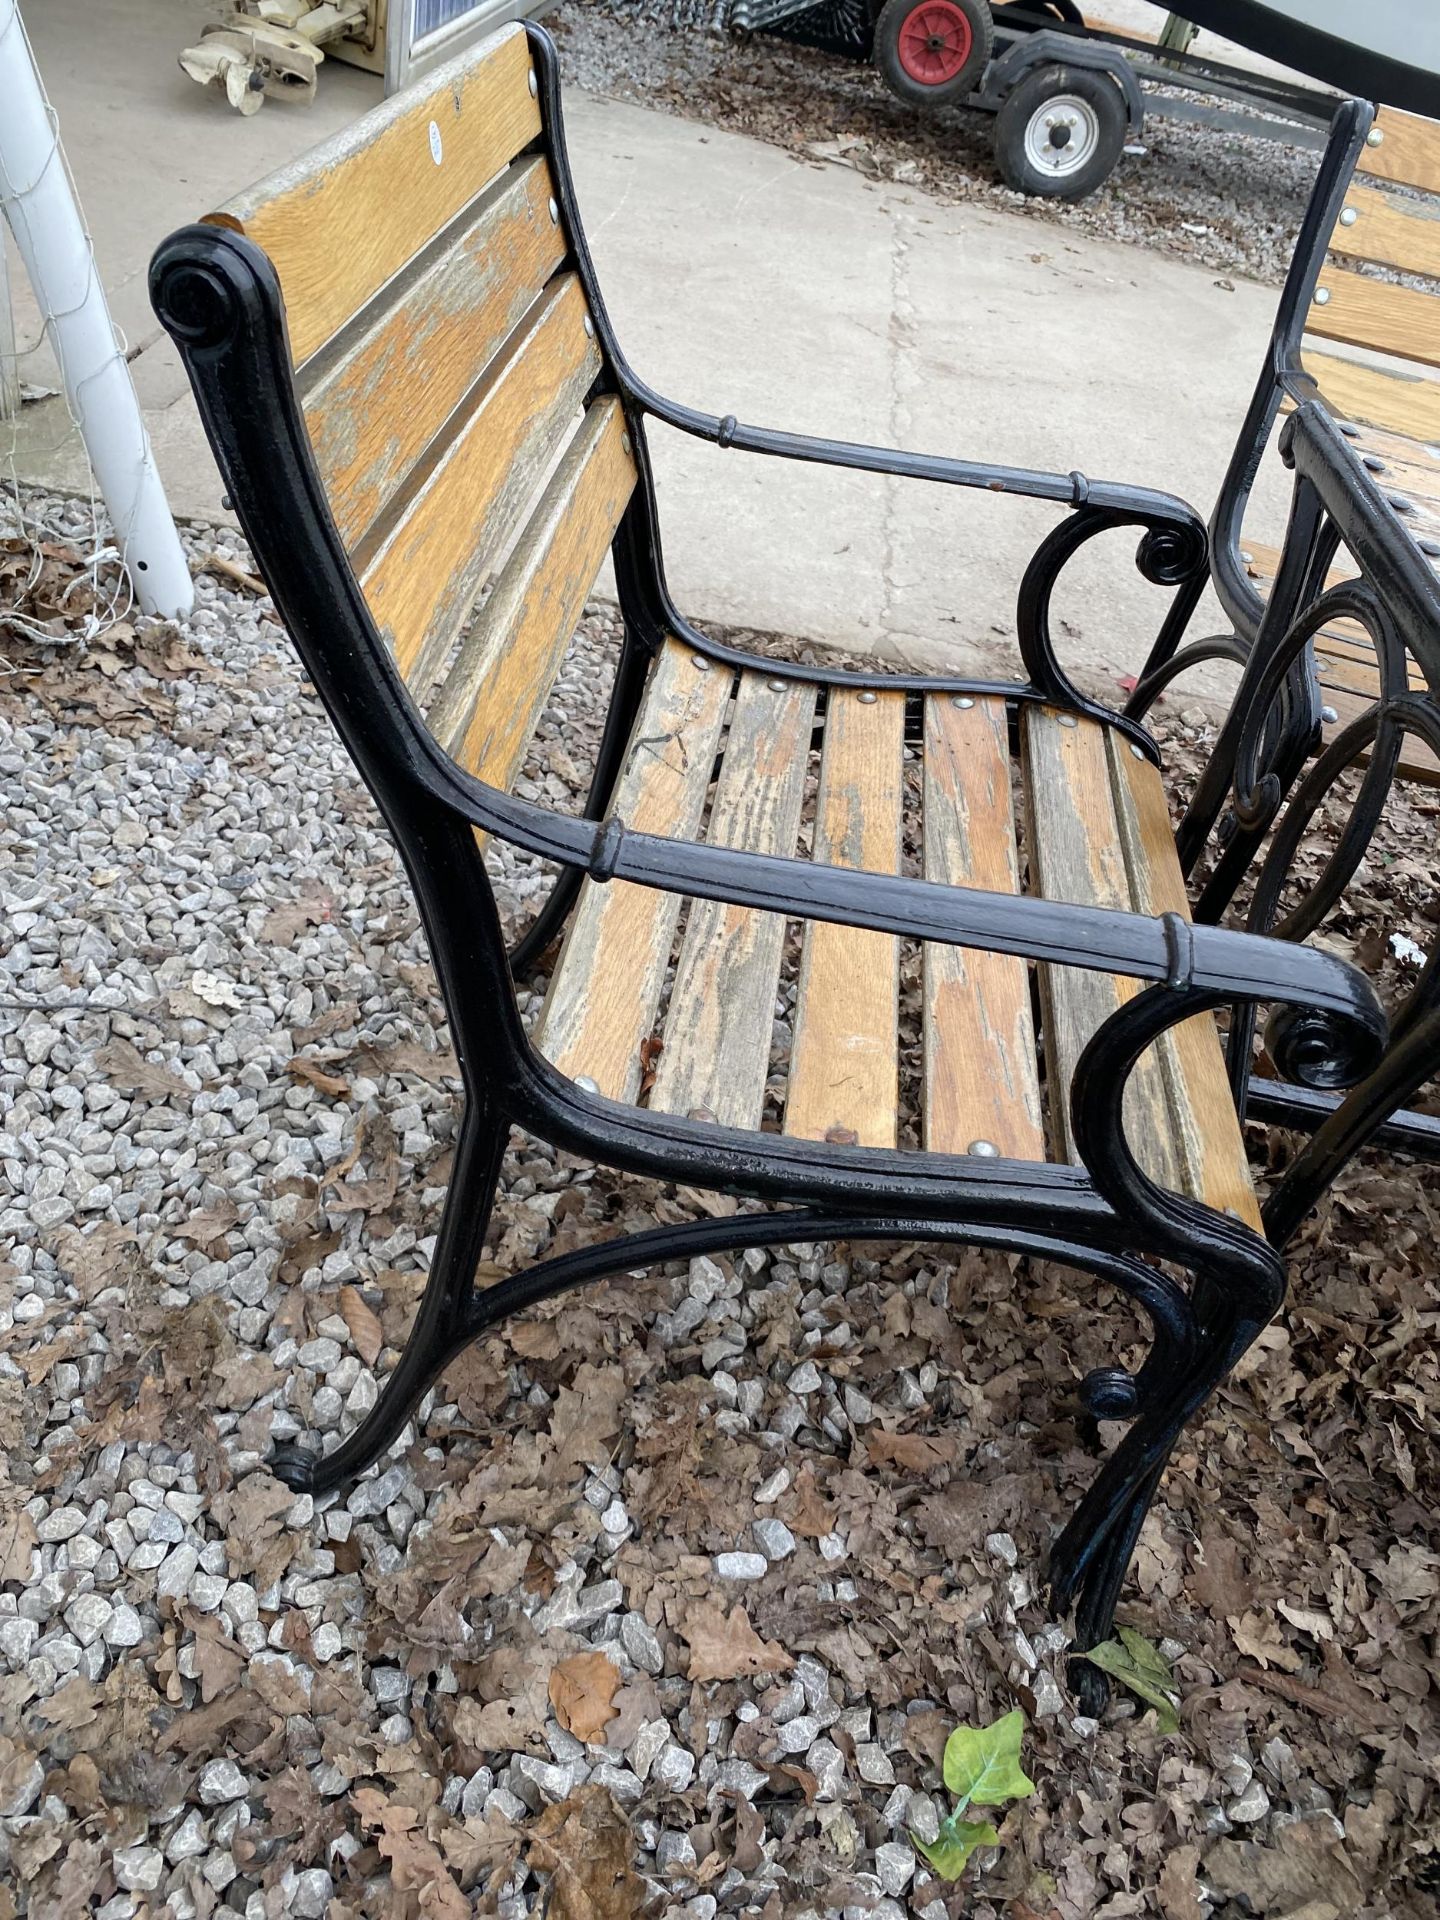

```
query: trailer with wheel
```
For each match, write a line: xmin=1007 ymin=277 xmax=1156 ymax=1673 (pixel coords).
xmin=733 ymin=0 xmax=1439 ymax=201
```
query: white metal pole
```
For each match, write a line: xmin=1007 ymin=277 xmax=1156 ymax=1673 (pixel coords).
xmin=0 ymin=231 xmax=19 ymax=421
xmin=0 ymin=0 xmax=192 ymax=616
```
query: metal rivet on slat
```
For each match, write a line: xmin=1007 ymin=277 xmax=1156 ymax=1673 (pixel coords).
xmin=1367 ymin=126 xmax=1384 ymax=146
xmin=1240 ymin=549 xmax=1254 ymax=564
xmin=1057 ymin=712 xmax=1078 ymax=728
xmin=691 ymin=655 xmax=711 ymax=671
xmin=1339 ymin=206 xmax=1358 ymax=226
xmin=548 ymin=197 xmax=560 ymax=224
xmin=968 ymin=1139 xmax=999 ymax=1158
xmin=583 ymin=315 xmax=595 ymax=339
xmin=1389 ymin=494 xmax=1416 ymax=514
xmin=1130 ymin=742 xmax=1145 ymax=758
xmin=528 ymin=68 xmax=537 ymax=96
xmin=857 ymin=689 xmax=878 ymax=704
xmin=951 ymin=695 xmax=974 ymax=709
xmin=1322 ymin=705 xmax=1339 ymax=724
xmin=687 ymin=1106 xmax=716 ymax=1124
xmin=620 ymin=434 xmax=632 ymax=455
xmin=1313 ymin=287 xmax=1331 ymax=305
xmin=1363 ymin=454 xmax=1385 ymax=472
xmin=767 ymin=679 xmax=788 ymax=692
xmin=1339 ymin=420 xmax=1360 ymax=436
xmin=1421 ymin=539 xmax=1440 ymax=558
xmin=574 ymin=1075 xmax=600 ymax=1095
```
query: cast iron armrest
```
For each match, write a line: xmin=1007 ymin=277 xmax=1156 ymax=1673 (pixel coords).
xmin=406 ymin=723 xmax=1387 ymax=1091
xmin=630 ymin=377 xmax=1206 ymax=531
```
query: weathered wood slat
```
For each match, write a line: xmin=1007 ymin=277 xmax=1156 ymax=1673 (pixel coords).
xmin=1330 ymin=181 xmax=1440 ymax=279
xmin=785 ymin=689 xmax=905 ymax=1150
xmin=1303 ymin=348 xmax=1440 ymax=442
xmin=1106 ymin=735 xmax=1261 ymax=1228
xmin=1359 ymin=108 xmax=1440 ymax=197
xmin=1023 ymin=709 xmax=1180 ymax=1188
xmin=536 ymin=644 xmax=732 ymax=1100
xmin=433 ymin=395 xmax=636 ymax=789
xmin=361 ymin=273 xmax=601 ymax=698
xmin=1310 ymin=267 xmax=1440 ymax=372
xmin=921 ymin=696 xmax=1045 ymax=1161
xmin=303 ymin=156 xmax=567 ymax=550
xmin=209 ymin=24 xmax=541 ymax=364
xmin=649 ymin=676 xmax=815 ymax=1129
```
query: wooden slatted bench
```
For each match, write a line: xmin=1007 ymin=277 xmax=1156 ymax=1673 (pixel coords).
xmin=1201 ymin=100 xmax=1440 ymax=782
xmin=152 ymin=22 xmax=1431 ymax=1697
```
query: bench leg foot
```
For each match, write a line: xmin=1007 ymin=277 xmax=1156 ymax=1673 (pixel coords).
xmin=264 ymin=1103 xmax=506 ymax=1497
xmin=1051 ymin=1281 xmax=1274 ymax=1703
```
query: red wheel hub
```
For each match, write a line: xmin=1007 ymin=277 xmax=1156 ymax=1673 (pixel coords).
xmin=895 ymin=0 xmax=974 ymax=85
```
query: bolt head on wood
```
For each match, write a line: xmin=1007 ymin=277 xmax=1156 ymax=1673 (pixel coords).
xmin=528 ymin=68 xmax=537 ymax=96
xmin=574 ymin=1075 xmax=600 ymax=1094
xmin=1367 ymin=126 xmax=1384 ymax=146
xmin=1321 ymin=705 xmax=1338 ymax=724
xmin=1313 ymin=287 xmax=1330 ymax=305
xmin=1057 ymin=713 xmax=1078 ymax=728
xmin=968 ymin=1139 xmax=999 ymax=1158
xmin=857 ymin=690 xmax=878 ymax=704
xmin=1130 ymin=742 xmax=1145 ymax=758
xmin=691 ymin=654 xmax=711 ymax=670
xmin=549 ymin=197 xmax=560 ymax=224
xmin=951 ymin=695 xmax=974 ymax=709
xmin=1339 ymin=206 xmax=1358 ymax=225
xmin=767 ymin=679 xmax=788 ymax=693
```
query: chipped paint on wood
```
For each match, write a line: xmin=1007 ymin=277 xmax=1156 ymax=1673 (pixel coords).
xmin=1107 ymin=735 xmax=1261 ymax=1229
xmin=785 ymin=688 xmax=905 ymax=1150
xmin=438 ymin=396 xmax=636 ymax=795
xmin=650 ymin=674 xmax=815 ymax=1128
xmin=361 ymin=273 xmax=601 ymax=700
xmin=207 ymin=24 xmax=540 ymax=364
xmin=922 ymin=696 xmax=1045 ymax=1161
xmin=303 ymin=156 xmax=567 ymax=549
xmin=536 ymin=640 xmax=732 ymax=1099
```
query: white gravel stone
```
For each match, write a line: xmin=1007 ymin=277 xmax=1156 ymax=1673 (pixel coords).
xmin=651 ymin=1743 xmax=697 ymax=1793
xmin=1032 ymin=1669 xmax=1065 ymax=1718
xmin=198 ymin=1757 xmax=250 ymax=1805
xmin=165 ymin=1810 xmax=209 ymax=1863
xmin=113 ymin=1845 xmax=165 ymax=1892
xmin=64 ymin=1594 xmax=114 ymax=1647
xmin=776 ymin=1715 xmax=820 ymax=1754
xmin=0 ymin=1754 xmax=42 ymax=1818
xmin=37 ymin=1506 xmax=87 ymax=1543
xmin=754 ymin=1467 xmax=790 ymax=1504
xmin=1228 ymin=1780 xmax=1271 ymax=1824
xmin=786 ymin=1360 xmax=821 ymax=1395
xmin=752 ymin=1517 xmax=795 ymax=1560
xmin=855 ymin=1743 xmax=895 ymax=1785
xmin=714 ymin=1552 xmax=767 ymax=1581
xmin=632 ymin=1719 xmax=671 ymax=1782
xmin=985 ymin=1531 xmax=1019 ymax=1567
xmin=874 ymin=1843 xmax=915 ymax=1896
xmin=620 ymin=1612 xmax=664 ymax=1676
xmin=294 ymin=1868 xmax=335 ymax=1917
xmin=311 ymin=1622 xmax=343 ymax=1663
xmin=807 ymin=1738 xmax=846 ymax=1802
xmin=0 ymin=1617 xmax=39 ymax=1665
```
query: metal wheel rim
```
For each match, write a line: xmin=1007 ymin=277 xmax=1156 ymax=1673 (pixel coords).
xmin=1022 ymin=92 xmax=1102 ymax=177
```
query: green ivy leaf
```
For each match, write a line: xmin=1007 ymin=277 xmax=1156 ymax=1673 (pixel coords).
xmin=911 ymin=1812 xmax=1001 ymax=1881
xmin=1082 ymin=1630 xmax=1180 ymax=1732
xmin=941 ymin=1708 xmax=1036 ymax=1809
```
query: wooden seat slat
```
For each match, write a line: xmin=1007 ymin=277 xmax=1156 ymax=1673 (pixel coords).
xmin=921 ymin=696 xmax=1044 ymax=1161
xmin=649 ymin=676 xmax=815 ymax=1129
xmin=1108 ymin=737 xmax=1261 ymax=1228
xmin=1331 ymin=181 xmax=1440 ymax=279
xmin=536 ymin=642 xmax=732 ymax=1100
xmin=207 ymin=23 xmax=541 ymax=364
xmin=784 ymin=689 xmax=906 ymax=1150
xmin=363 ymin=273 xmax=601 ymax=700
xmin=1023 ymin=709 xmax=1181 ymax=1190
xmin=303 ymin=156 xmax=567 ymax=551
xmin=432 ymin=395 xmax=636 ymax=789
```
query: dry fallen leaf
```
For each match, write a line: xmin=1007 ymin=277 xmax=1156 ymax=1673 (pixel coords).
xmin=288 ymin=1056 xmax=351 ymax=1098
xmin=1157 ymin=1841 xmax=1205 ymax=1920
xmin=682 ymin=1602 xmax=794 ymax=1684
xmin=865 ymin=1429 xmax=956 ymax=1472
xmin=548 ymin=1651 xmax=622 ymax=1743
xmin=339 ymin=1285 xmax=384 ymax=1366
xmin=527 ymin=1786 xmax=644 ymax=1920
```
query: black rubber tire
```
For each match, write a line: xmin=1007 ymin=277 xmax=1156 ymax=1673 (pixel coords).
xmin=993 ymin=62 xmax=1126 ymax=200
xmin=873 ymin=0 xmax=994 ymax=108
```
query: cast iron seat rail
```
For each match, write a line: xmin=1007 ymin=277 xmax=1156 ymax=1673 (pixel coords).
xmin=151 ymin=23 xmax=1407 ymax=1685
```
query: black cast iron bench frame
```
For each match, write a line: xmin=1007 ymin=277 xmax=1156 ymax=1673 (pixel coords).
xmin=148 ymin=27 xmax=1438 ymax=1689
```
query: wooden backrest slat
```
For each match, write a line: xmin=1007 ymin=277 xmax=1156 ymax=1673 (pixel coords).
xmin=431 ymin=395 xmax=636 ymax=790
xmin=1358 ymin=108 xmax=1440 ymax=197
xmin=361 ymin=271 xmax=602 ymax=698
xmin=303 ymin=154 xmax=566 ymax=550
xmin=207 ymin=23 xmax=541 ymax=365
xmin=1310 ymin=266 xmax=1440 ymax=371
xmin=1331 ymin=181 xmax=1440 ymax=279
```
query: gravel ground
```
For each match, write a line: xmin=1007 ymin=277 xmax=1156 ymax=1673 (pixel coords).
xmin=1 ymin=491 xmax=1438 ymax=1918
xmin=549 ymin=0 xmax=1321 ymax=285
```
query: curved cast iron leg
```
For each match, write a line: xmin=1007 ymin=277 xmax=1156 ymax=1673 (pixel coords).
xmin=270 ymin=1102 xmax=507 ymax=1496
xmin=1050 ymin=1280 xmax=1276 ymax=1712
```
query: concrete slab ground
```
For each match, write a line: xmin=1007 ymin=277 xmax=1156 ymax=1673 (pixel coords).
xmin=5 ymin=0 xmax=1289 ymax=696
